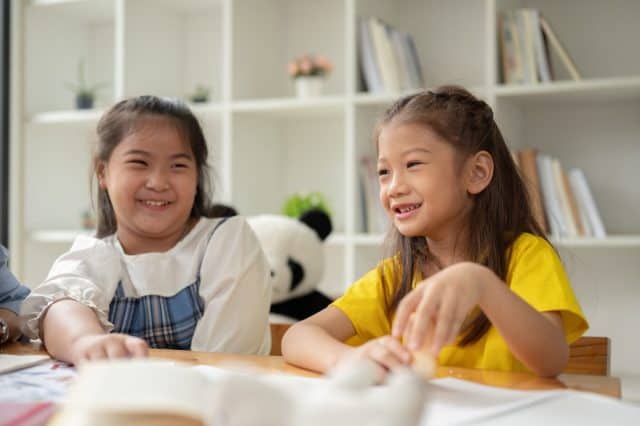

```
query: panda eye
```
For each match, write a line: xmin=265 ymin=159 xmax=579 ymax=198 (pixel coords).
xmin=270 ymin=270 xmax=275 ymax=278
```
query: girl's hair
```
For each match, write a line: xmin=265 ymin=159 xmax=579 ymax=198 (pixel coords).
xmin=376 ymin=85 xmax=547 ymax=346
xmin=92 ymin=95 xmax=215 ymax=238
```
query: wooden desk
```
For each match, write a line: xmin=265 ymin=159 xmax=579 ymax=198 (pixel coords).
xmin=3 ymin=341 xmax=621 ymax=398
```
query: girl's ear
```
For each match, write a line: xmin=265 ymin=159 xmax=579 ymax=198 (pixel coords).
xmin=96 ymin=161 xmax=107 ymax=189
xmin=465 ymin=151 xmax=494 ymax=195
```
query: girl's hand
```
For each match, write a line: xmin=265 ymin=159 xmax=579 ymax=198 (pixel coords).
xmin=69 ymin=333 xmax=149 ymax=365
xmin=392 ymin=262 xmax=492 ymax=356
xmin=337 ymin=335 xmax=412 ymax=381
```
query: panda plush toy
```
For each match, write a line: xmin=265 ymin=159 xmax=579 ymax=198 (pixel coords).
xmin=211 ymin=205 xmax=333 ymax=322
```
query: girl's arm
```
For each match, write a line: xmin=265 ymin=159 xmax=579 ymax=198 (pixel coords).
xmin=41 ymin=299 xmax=147 ymax=365
xmin=282 ymin=306 xmax=355 ymax=372
xmin=394 ymin=262 xmax=568 ymax=377
xmin=282 ymin=306 xmax=412 ymax=375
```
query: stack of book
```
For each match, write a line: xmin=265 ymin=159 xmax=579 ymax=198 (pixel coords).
xmin=516 ymin=149 xmax=606 ymax=239
xmin=499 ymin=9 xmax=581 ymax=84
xmin=357 ymin=17 xmax=424 ymax=93
xmin=359 ymin=156 xmax=388 ymax=234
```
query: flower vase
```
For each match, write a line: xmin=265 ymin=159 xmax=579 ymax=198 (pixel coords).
xmin=295 ymin=76 xmax=325 ymax=98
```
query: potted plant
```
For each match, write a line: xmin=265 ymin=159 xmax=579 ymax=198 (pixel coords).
xmin=287 ymin=54 xmax=332 ymax=98
xmin=282 ymin=191 xmax=332 ymax=219
xmin=66 ymin=59 xmax=106 ymax=110
xmin=188 ymin=84 xmax=211 ymax=103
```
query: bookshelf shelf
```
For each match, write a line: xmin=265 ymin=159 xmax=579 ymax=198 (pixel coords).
xmin=495 ymin=76 xmax=640 ymax=103
xmin=353 ymin=233 xmax=385 ymax=246
xmin=28 ymin=109 xmax=104 ymax=125
xmin=30 ymin=230 xmax=92 ymax=244
xmin=30 ymin=0 xmax=114 ymax=22
xmin=231 ymin=97 xmax=345 ymax=118
xmin=551 ymin=235 xmax=640 ymax=248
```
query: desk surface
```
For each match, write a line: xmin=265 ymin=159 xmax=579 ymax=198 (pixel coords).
xmin=3 ymin=341 xmax=621 ymax=398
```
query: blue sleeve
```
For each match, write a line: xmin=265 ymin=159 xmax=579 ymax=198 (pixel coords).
xmin=0 ymin=245 xmax=30 ymax=314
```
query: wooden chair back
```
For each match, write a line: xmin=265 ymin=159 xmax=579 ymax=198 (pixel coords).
xmin=565 ymin=336 xmax=610 ymax=375
xmin=270 ymin=323 xmax=292 ymax=356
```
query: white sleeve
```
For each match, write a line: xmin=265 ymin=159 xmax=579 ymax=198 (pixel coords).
xmin=191 ymin=217 xmax=272 ymax=355
xmin=20 ymin=235 xmax=122 ymax=338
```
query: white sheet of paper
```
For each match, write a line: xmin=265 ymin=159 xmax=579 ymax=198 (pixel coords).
xmin=0 ymin=354 xmax=51 ymax=374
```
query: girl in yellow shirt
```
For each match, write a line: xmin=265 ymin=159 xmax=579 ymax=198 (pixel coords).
xmin=282 ymin=86 xmax=587 ymax=377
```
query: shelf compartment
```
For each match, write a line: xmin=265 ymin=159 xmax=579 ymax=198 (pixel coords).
xmin=495 ymin=76 xmax=640 ymax=103
xmin=122 ymin=0 xmax=224 ymax=103
xmin=232 ymin=0 xmax=345 ymax=100
xmin=25 ymin=0 xmax=116 ymax=114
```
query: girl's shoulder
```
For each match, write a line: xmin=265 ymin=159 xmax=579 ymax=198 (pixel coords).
xmin=509 ymin=232 xmax=554 ymax=255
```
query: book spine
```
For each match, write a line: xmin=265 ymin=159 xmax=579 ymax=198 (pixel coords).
xmin=517 ymin=149 xmax=548 ymax=233
xmin=568 ymin=169 xmax=606 ymax=238
xmin=539 ymin=15 xmax=582 ymax=81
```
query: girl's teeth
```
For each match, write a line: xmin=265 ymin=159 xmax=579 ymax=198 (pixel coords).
xmin=144 ymin=201 xmax=167 ymax=207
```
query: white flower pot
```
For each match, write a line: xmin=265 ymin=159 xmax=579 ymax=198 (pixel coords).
xmin=295 ymin=76 xmax=325 ymax=98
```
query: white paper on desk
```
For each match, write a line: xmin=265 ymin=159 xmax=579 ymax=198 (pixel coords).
xmin=422 ymin=377 xmax=562 ymax=425
xmin=0 ymin=354 xmax=50 ymax=374
xmin=0 ymin=359 xmax=76 ymax=402
xmin=469 ymin=390 xmax=640 ymax=426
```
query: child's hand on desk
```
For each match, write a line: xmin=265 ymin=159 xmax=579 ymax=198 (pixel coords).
xmin=70 ymin=333 xmax=148 ymax=365
xmin=337 ymin=335 xmax=412 ymax=381
xmin=393 ymin=262 xmax=492 ymax=357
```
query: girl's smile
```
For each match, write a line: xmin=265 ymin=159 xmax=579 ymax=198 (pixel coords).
xmin=392 ymin=202 xmax=423 ymax=220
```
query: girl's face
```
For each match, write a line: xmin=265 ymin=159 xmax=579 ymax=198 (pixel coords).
xmin=98 ymin=117 xmax=198 ymax=253
xmin=377 ymin=122 xmax=473 ymax=240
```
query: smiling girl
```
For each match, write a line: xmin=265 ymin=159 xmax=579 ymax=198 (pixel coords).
xmin=22 ymin=96 xmax=272 ymax=364
xmin=282 ymin=86 xmax=587 ymax=378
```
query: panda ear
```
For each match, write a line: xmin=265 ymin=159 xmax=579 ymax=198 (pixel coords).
xmin=209 ymin=203 xmax=238 ymax=218
xmin=299 ymin=209 xmax=332 ymax=241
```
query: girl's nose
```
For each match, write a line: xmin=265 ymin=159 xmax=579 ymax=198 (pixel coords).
xmin=146 ymin=170 xmax=170 ymax=191
xmin=388 ymin=173 xmax=409 ymax=196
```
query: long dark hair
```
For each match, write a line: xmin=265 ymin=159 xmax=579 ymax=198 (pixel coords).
xmin=92 ymin=95 xmax=215 ymax=238
xmin=377 ymin=86 xmax=548 ymax=346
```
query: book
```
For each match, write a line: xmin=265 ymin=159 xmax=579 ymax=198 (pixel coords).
xmin=357 ymin=18 xmax=384 ymax=93
xmin=560 ymin=167 xmax=586 ymax=236
xmin=536 ymin=154 xmax=565 ymax=237
xmin=568 ymin=169 xmax=606 ymax=238
xmin=368 ymin=18 xmax=401 ymax=92
xmin=499 ymin=12 xmax=517 ymax=84
xmin=359 ymin=156 xmax=388 ymax=234
xmin=527 ymin=9 xmax=552 ymax=83
xmin=517 ymin=149 xmax=548 ymax=233
xmin=551 ymin=158 xmax=578 ymax=236
xmin=517 ymin=9 xmax=538 ymax=84
xmin=539 ymin=15 xmax=582 ymax=81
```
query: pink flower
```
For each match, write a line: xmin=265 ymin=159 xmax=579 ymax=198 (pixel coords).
xmin=315 ymin=55 xmax=332 ymax=72
xmin=287 ymin=62 xmax=298 ymax=77
xmin=299 ymin=58 xmax=313 ymax=74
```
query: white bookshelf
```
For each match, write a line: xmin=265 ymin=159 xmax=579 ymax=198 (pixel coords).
xmin=10 ymin=0 xmax=640 ymax=377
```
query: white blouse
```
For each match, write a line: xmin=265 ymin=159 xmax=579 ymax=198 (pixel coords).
xmin=21 ymin=216 xmax=272 ymax=355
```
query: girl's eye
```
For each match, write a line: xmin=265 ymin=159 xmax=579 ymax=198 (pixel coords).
xmin=127 ymin=159 xmax=147 ymax=166
xmin=377 ymin=168 xmax=388 ymax=177
xmin=407 ymin=161 xmax=423 ymax=168
xmin=172 ymin=163 xmax=188 ymax=169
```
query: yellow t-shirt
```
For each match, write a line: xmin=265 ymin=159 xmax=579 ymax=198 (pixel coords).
xmin=332 ymin=233 xmax=588 ymax=372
